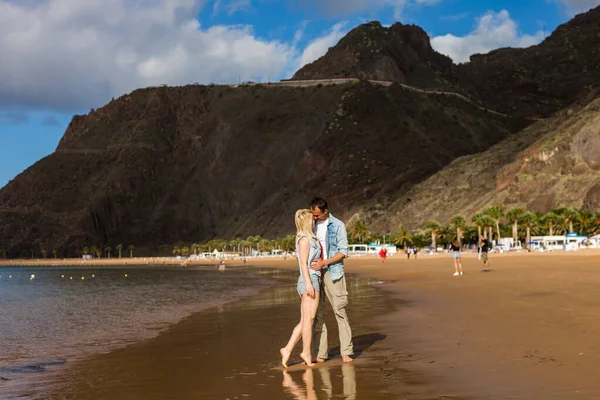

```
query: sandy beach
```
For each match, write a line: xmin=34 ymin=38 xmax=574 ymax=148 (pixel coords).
xmin=3 ymin=251 xmax=600 ymax=399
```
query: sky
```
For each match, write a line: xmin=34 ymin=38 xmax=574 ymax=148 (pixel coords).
xmin=0 ymin=0 xmax=599 ymax=188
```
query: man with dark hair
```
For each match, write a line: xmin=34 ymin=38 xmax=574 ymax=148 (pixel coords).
xmin=479 ymin=235 xmax=491 ymax=272
xmin=309 ymin=197 xmax=353 ymax=363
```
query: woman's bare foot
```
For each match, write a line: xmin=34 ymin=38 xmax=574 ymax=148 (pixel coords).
xmin=342 ymin=354 xmax=354 ymax=363
xmin=280 ymin=348 xmax=291 ymax=368
xmin=300 ymin=352 xmax=314 ymax=367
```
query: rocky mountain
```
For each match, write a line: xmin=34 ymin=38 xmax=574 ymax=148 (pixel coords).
xmin=1 ymin=6 xmax=600 ymax=256
xmin=0 ymin=81 xmax=514 ymax=256
xmin=295 ymin=6 xmax=600 ymax=119
xmin=292 ymin=22 xmax=455 ymax=91
xmin=366 ymin=87 xmax=600 ymax=232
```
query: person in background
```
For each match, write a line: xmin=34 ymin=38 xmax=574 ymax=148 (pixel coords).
xmin=451 ymin=240 xmax=463 ymax=276
xmin=479 ymin=235 xmax=491 ymax=272
xmin=379 ymin=247 xmax=388 ymax=263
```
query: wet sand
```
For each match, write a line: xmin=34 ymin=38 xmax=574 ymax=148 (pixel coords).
xmin=4 ymin=251 xmax=600 ymax=399
xmin=256 ymin=251 xmax=600 ymax=399
xmin=27 ymin=268 xmax=432 ymax=400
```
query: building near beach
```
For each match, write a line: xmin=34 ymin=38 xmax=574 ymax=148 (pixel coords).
xmin=349 ymin=243 xmax=397 ymax=256
xmin=588 ymin=234 xmax=600 ymax=248
xmin=530 ymin=233 xmax=588 ymax=251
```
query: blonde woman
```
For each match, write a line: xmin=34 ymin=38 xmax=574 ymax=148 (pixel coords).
xmin=280 ymin=209 xmax=322 ymax=368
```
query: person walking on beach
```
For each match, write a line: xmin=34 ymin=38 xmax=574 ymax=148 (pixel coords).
xmin=309 ymin=197 xmax=354 ymax=363
xmin=379 ymin=247 xmax=387 ymax=263
xmin=280 ymin=209 xmax=322 ymax=368
xmin=479 ymin=235 xmax=491 ymax=272
xmin=406 ymin=247 xmax=411 ymax=259
xmin=451 ymin=240 xmax=463 ymax=276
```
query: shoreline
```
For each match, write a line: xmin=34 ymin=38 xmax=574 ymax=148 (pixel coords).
xmin=24 ymin=266 xmax=407 ymax=400
xmin=4 ymin=251 xmax=600 ymax=398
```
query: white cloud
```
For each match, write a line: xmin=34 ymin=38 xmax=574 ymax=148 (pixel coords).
xmin=295 ymin=23 xmax=348 ymax=70
xmin=0 ymin=0 xmax=293 ymax=111
xmin=430 ymin=10 xmax=544 ymax=63
xmin=213 ymin=0 xmax=252 ymax=16
xmin=559 ymin=0 xmax=600 ymax=15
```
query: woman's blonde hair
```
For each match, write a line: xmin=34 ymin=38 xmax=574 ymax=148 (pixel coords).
xmin=295 ymin=209 xmax=316 ymax=238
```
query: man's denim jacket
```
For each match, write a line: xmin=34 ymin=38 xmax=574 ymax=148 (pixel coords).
xmin=325 ymin=214 xmax=349 ymax=281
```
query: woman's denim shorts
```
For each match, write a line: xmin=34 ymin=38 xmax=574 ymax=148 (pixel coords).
xmin=297 ymin=274 xmax=321 ymax=296
xmin=453 ymin=252 xmax=461 ymax=259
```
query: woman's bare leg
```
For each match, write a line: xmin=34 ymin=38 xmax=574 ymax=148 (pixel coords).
xmin=458 ymin=259 xmax=463 ymax=273
xmin=300 ymin=292 xmax=320 ymax=366
xmin=281 ymin=303 xmax=304 ymax=368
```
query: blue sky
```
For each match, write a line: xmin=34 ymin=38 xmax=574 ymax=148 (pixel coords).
xmin=0 ymin=0 xmax=597 ymax=188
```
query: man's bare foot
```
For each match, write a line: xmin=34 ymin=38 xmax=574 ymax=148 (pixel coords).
xmin=300 ymin=352 xmax=314 ymax=367
xmin=316 ymin=357 xmax=327 ymax=363
xmin=342 ymin=354 xmax=354 ymax=363
xmin=280 ymin=348 xmax=291 ymax=368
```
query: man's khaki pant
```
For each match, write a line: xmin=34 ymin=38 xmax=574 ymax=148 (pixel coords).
xmin=312 ymin=269 xmax=353 ymax=359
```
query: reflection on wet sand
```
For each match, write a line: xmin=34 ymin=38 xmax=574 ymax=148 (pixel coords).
xmin=283 ymin=363 xmax=357 ymax=400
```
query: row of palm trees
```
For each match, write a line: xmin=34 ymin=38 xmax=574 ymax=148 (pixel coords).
xmin=171 ymin=235 xmax=298 ymax=257
xmin=58 ymin=207 xmax=600 ymax=259
xmin=82 ymin=244 xmax=135 ymax=258
xmin=426 ymin=207 xmax=600 ymax=248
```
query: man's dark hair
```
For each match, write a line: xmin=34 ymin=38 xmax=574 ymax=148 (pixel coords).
xmin=310 ymin=197 xmax=328 ymax=212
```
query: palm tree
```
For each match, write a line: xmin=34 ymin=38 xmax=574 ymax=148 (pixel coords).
xmin=349 ymin=220 xmax=369 ymax=244
xmin=90 ymin=245 xmax=101 ymax=258
xmin=520 ymin=212 xmax=538 ymax=248
xmin=83 ymin=247 xmax=90 ymax=256
xmin=191 ymin=243 xmax=199 ymax=256
xmin=592 ymin=212 xmax=600 ymax=235
xmin=104 ymin=246 xmax=112 ymax=258
xmin=480 ymin=215 xmax=495 ymax=242
xmin=554 ymin=208 xmax=580 ymax=234
xmin=394 ymin=225 xmax=413 ymax=248
xmin=181 ymin=246 xmax=190 ymax=257
xmin=52 ymin=249 xmax=58 ymax=259
xmin=281 ymin=234 xmax=295 ymax=254
xmin=471 ymin=213 xmax=486 ymax=239
xmin=576 ymin=210 xmax=595 ymax=236
xmin=128 ymin=245 xmax=135 ymax=258
xmin=172 ymin=246 xmax=181 ymax=257
xmin=483 ymin=206 xmax=504 ymax=241
xmin=116 ymin=244 xmax=123 ymax=259
xmin=426 ymin=220 xmax=442 ymax=250
xmin=41 ymin=248 xmax=48 ymax=259
xmin=564 ymin=208 xmax=580 ymax=233
xmin=539 ymin=212 xmax=558 ymax=236
xmin=450 ymin=215 xmax=467 ymax=246
xmin=505 ymin=208 xmax=525 ymax=242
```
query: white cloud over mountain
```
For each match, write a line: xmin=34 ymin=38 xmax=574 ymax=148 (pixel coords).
xmin=0 ymin=1 xmax=575 ymax=113
xmin=0 ymin=0 xmax=293 ymax=111
xmin=430 ymin=10 xmax=545 ymax=63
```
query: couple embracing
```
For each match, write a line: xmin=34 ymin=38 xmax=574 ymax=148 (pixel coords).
xmin=280 ymin=197 xmax=354 ymax=368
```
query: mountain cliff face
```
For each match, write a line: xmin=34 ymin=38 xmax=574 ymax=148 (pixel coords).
xmin=292 ymin=22 xmax=455 ymax=90
xmin=1 ymin=6 xmax=600 ymax=256
xmin=366 ymin=88 xmax=600 ymax=232
xmin=456 ymin=6 xmax=600 ymax=118
xmin=0 ymin=81 xmax=514 ymax=255
xmin=295 ymin=6 xmax=600 ymax=119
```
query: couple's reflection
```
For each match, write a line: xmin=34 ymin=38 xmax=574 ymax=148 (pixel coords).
xmin=282 ymin=363 xmax=356 ymax=400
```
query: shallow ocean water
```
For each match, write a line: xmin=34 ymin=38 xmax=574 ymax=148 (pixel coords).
xmin=0 ymin=265 xmax=272 ymax=388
